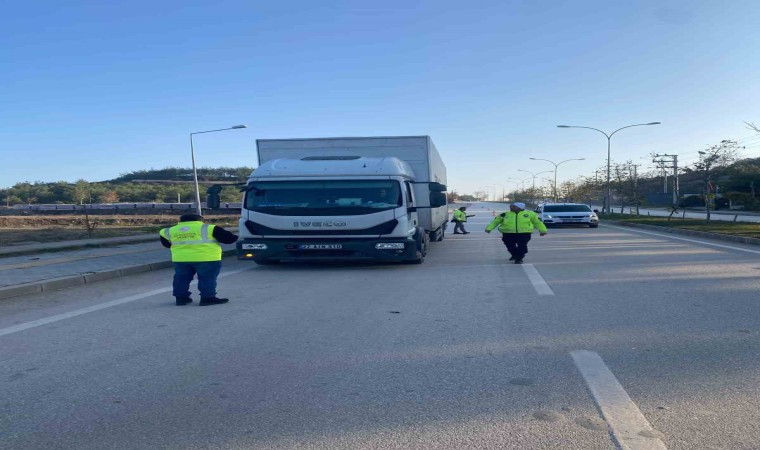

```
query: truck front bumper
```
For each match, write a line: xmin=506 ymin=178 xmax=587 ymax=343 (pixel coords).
xmin=237 ymin=237 xmax=418 ymax=262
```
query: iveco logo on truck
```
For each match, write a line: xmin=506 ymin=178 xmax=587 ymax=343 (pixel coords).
xmin=293 ymin=221 xmax=347 ymax=227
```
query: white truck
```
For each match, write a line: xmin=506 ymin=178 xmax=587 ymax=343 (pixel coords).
xmin=237 ymin=136 xmax=448 ymax=264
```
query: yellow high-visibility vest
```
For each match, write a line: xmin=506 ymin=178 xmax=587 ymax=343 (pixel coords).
xmin=159 ymin=221 xmax=222 ymax=262
xmin=485 ymin=210 xmax=547 ymax=234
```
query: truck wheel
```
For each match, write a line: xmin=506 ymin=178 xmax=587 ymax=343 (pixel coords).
xmin=410 ymin=251 xmax=425 ymax=264
xmin=405 ymin=228 xmax=427 ymax=264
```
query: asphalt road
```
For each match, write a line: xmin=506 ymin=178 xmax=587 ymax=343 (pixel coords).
xmin=2 ymin=206 xmax=759 ymax=449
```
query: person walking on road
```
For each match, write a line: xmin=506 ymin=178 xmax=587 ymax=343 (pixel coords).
xmin=485 ymin=202 xmax=547 ymax=264
xmin=159 ymin=213 xmax=239 ymax=306
xmin=452 ymin=206 xmax=474 ymax=234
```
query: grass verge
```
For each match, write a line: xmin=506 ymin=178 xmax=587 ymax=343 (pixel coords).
xmin=600 ymin=213 xmax=760 ymax=239
xmin=0 ymin=215 xmax=239 ymax=245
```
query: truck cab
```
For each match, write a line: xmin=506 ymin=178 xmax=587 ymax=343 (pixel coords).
xmin=237 ymin=156 xmax=446 ymax=264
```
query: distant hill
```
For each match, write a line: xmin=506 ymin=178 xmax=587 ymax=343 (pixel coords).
xmin=109 ymin=167 xmax=254 ymax=183
xmin=1 ymin=167 xmax=256 ymax=205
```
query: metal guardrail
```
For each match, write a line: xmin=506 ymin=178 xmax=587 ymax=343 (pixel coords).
xmin=4 ymin=202 xmax=243 ymax=211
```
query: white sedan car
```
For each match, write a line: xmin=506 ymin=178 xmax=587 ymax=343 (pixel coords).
xmin=535 ymin=203 xmax=599 ymax=228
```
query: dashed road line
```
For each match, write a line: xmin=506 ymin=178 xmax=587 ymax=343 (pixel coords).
xmin=522 ymin=264 xmax=554 ymax=296
xmin=571 ymin=350 xmax=667 ymax=450
xmin=0 ymin=267 xmax=251 ymax=338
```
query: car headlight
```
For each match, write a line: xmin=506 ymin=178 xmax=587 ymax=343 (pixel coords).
xmin=242 ymin=243 xmax=268 ymax=250
xmin=543 ymin=214 xmax=553 ymax=219
xmin=376 ymin=243 xmax=405 ymax=250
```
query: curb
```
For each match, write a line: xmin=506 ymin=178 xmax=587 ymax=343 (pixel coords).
xmin=604 ymin=221 xmax=760 ymax=246
xmin=0 ymin=235 xmax=157 ymax=258
xmin=0 ymin=249 xmax=237 ymax=301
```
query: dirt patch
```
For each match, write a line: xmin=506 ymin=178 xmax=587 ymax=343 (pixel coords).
xmin=0 ymin=215 xmax=239 ymax=245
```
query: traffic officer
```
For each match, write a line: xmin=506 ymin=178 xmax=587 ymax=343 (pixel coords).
xmin=485 ymin=202 xmax=547 ymax=264
xmin=159 ymin=213 xmax=238 ymax=306
xmin=452 ymin=206 xmax=473 ymax=234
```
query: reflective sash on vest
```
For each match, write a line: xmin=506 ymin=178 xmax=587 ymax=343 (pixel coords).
xmin=159 ymin=221 xmax=222 ymax=262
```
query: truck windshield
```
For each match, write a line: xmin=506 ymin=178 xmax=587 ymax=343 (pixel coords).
xmin=245 ymin=180 xmax=403 ymax=216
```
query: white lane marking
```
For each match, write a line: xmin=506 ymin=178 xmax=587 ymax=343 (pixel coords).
xmin=521 ymin=264 xmax=554 ymax=296
xmin=603 ymin=224 xmax=760 ymax=255
xmin=571 ymin=350 xmax=667 ymax=450
xmin=0 ymin=267 xmax=251 ymax=338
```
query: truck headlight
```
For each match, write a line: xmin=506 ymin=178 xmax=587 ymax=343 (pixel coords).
xmin=242 ymin=243 xmax=268 ymax=250
xmin=375 ymin=243 xmax=405 ymax=250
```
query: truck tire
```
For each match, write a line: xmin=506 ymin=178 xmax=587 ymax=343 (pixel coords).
xmin=431 ymin=227 xmax=444 ymax=242
xmin=405 ymin=228 xmax=427 ymax=264
xmin=408 ymin=251 xmax=425 ymax=264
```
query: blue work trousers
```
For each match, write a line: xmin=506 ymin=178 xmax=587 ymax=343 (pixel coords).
xmin=501 ymin=233 xmax=532 ymax=260
xmin=172 ymin=261 xmax=222 ymax=298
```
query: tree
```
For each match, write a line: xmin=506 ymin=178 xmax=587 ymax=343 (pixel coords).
xmin=687 ymin=140 xmax=741 ymax=220
xmin=73 ymin=179 xmax=91 ymax=204
xmin=611 ymin=162 xmax=632 ymax=213
xmin=100 ymin=191 xmax=120 ymax=203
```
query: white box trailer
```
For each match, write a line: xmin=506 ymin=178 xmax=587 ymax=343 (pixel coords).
xmin=237 ymin=136 xmax=448 ymax=264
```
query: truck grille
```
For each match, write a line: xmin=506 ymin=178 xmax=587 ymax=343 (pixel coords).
xmin=245 ymin=219 xmax=398 ymax=236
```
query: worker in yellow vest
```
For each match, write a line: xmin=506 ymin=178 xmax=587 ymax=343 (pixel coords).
xmin=485 ymin=202 xmax=547 ymax=264
xmin=452 ymin=206 xmax=474 ymax=234
xmin=159 ymin=214 xmax=238 ymax=306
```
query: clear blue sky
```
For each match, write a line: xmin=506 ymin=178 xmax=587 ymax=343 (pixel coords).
xmin=2 ymin=0 xmax=759 ymax=194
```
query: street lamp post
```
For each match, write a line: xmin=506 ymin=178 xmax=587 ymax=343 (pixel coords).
xmin=557 ymin=122 xmax=660 ymax=212
xmin=528 ymin=157 xmax=585 ymax=202
xmin=517 ymin=169 xmax=554 ymax=191
xmin=491 ymin=183 xmax=507 ymax=202
xmin=190 ymin=125 xmax=247 ymax=215
xmin=507 ymin=177 xmax=531 ymax=191
xmin=517 ymin=169 xmax=553 ymax=204
xmin=485 ymin=185 xmax=498 ymax=202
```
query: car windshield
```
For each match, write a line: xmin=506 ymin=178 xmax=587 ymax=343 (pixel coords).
xmin=543 ymin=205 xmax=592 ymax=213
xmin=245 ymin=180 xmax=402 ymax=216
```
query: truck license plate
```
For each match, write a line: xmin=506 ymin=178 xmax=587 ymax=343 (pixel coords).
xmin=298 ymin=244 xmax=343 ymax=250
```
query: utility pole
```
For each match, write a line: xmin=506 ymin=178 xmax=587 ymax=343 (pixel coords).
xmin=653 ymin=160 xmax=668 ymax=193
xmin=594 ymin=170 xmax=605 ymax=208
xmin=630 ymin=164 xmax=640 ymax=215
xmin=653 ymin=154 xmax=679 ymax=210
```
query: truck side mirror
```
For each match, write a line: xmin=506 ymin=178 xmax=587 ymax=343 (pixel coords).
xmin=429 ymin=192 xmax=447 ymax=208
xmin=429 ymin=182 xmax=447 ymax=192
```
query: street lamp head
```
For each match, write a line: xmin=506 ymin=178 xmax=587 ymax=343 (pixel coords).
xmin=231 ymin=124 xmax=247 ymax=129
xmin=529 ymin=157 xmax=537 ymax=160
xmin=646 ymin=122 xmax=661 ymax=125
xmin=556 ymin=125 xmax=571 ymax=128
